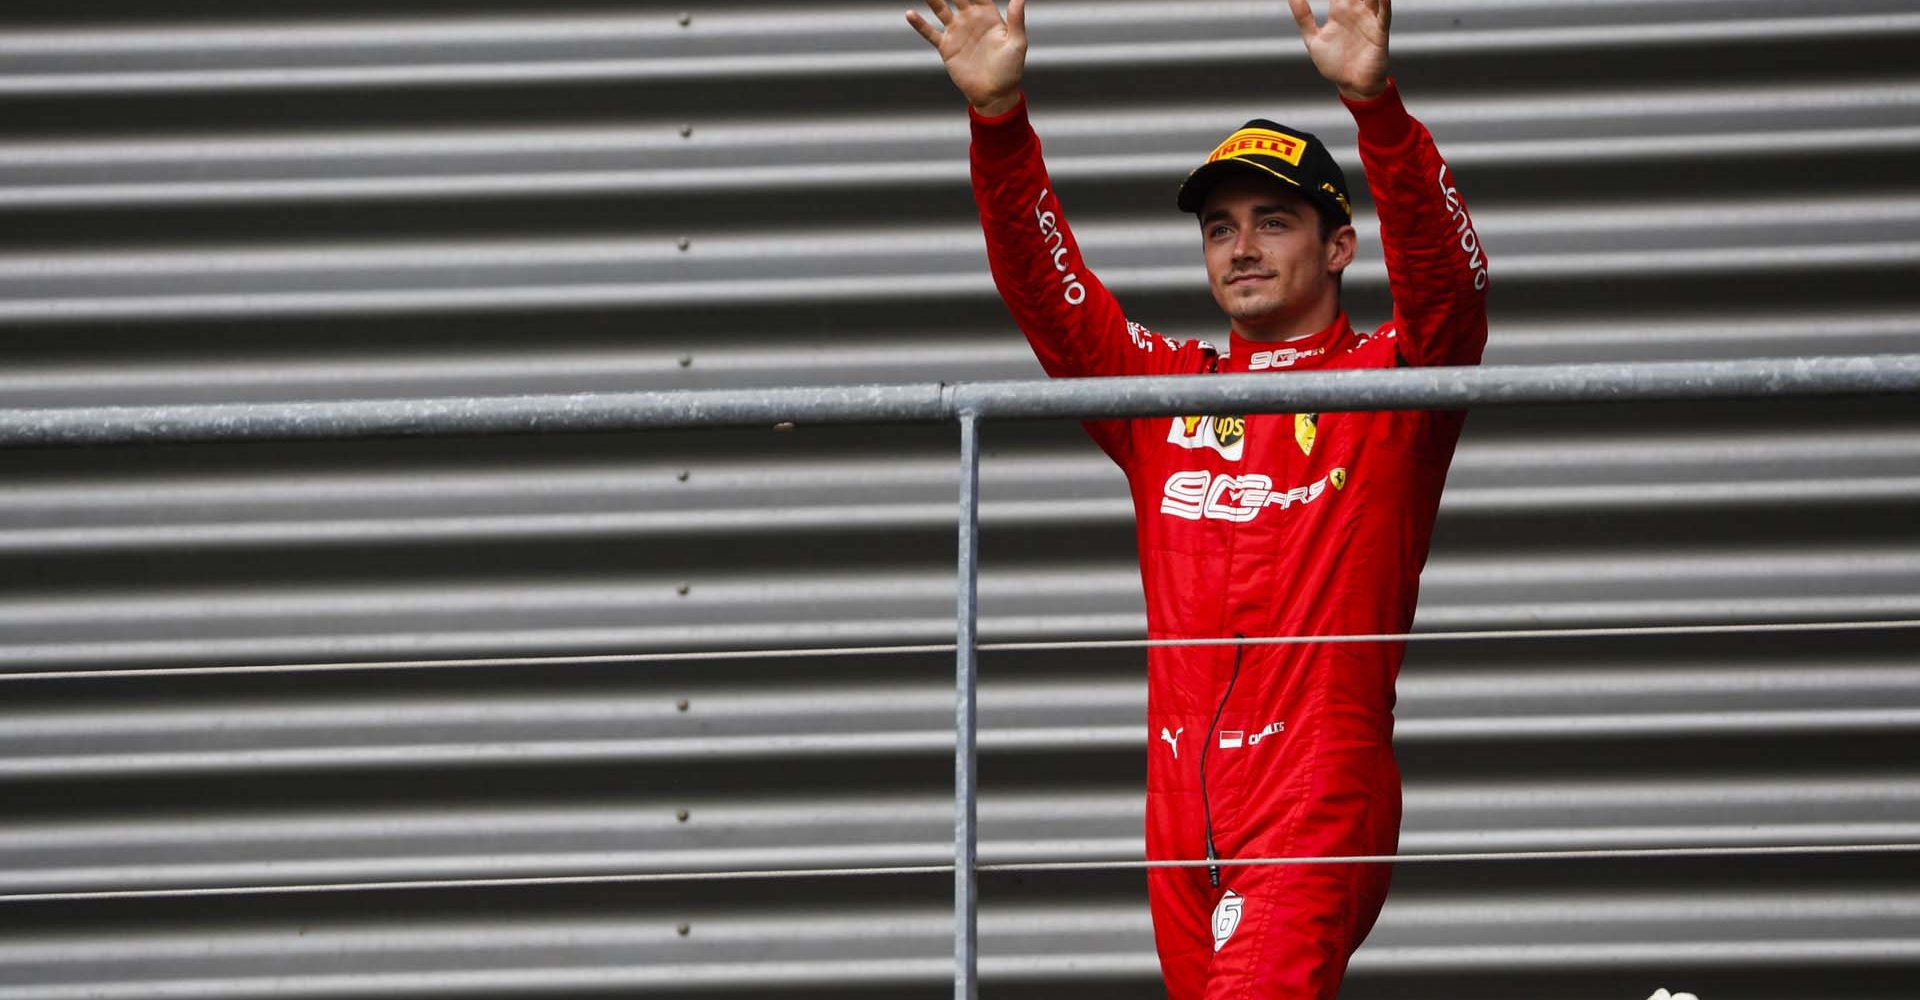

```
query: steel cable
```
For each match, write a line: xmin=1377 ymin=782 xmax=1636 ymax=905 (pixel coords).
xmin=6 ymin=625 xmax=1914 ymax=904
xmin=3 ymin=617 xmax=1918 ymax=682
xmin=4 ymin=842 xmax=1918 ymax=904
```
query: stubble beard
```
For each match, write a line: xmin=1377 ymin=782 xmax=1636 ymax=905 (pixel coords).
xmin=1220 ymin=284 xmax=1288 ymax=326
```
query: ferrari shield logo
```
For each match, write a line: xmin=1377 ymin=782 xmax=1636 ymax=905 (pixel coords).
xmin=1330 ymin=467 xmax=1348 ymax=491
xmin=1294 ymin=413 xmax=1318 ymax=455
xmin=1211 ymin=890 xmax=1244 ymax=952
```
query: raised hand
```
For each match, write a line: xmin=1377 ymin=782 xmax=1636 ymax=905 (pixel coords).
xmin=1287 ymin=0 xmax=1390 ymax=101
xmin=907 ymin=0 xmax=1028 ymax=117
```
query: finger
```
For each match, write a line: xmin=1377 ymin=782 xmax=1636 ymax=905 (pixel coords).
xmin=905 ymin=9 xmax=942 ymax=45
xmin=926 ymin=0 xmax=955 ymax=27
xmin=1007 ymin=0 xmax=1027 ymax=42
xmin=1286 ymin=0 xmax=1319 ymax=38
xmin=1347 ymin=0 xmax=1389 ymax=36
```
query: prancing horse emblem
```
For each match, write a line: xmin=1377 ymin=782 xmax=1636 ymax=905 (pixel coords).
xmin=1160 ymin=727 xmax=1184 ymax=759
xmin=1295 ymin=412 xmax=1318 ymax=455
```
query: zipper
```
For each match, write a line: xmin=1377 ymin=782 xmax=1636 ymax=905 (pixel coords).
xmin=1199 ymin=636 xmax=1245 ymax=888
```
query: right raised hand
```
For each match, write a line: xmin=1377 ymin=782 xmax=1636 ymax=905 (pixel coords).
xmin=906 ymin=0 xmax=1028 ymax=117
xmin=1287 ymin=0 xmax=1390 ymax=101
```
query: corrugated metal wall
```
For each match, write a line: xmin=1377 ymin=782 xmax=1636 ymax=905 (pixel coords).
xmin=1 ymin=1 xmax=1915 ymax=997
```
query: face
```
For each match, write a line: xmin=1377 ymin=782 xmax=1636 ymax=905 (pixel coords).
xmin=1198 ymin=174 xmax=1355 ymax=340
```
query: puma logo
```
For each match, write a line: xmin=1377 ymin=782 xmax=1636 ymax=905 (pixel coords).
xmin=1161 ymin=727 xmax=1184 ymax=759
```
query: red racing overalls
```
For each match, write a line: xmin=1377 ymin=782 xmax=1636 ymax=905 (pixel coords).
xmin=969 ymin=80 xmax=1489 ymax=998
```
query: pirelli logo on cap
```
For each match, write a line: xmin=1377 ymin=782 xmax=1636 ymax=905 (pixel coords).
xmin=1207 ymin=128 xmax=1308 ymax=167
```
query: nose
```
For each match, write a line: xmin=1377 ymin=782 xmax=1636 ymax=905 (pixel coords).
xmin=1230 ymin=224 xmax=1259 ymax=261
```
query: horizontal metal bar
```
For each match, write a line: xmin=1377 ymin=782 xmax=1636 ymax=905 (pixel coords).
xmin=1 ymin=354 xmax=1915 ymax=448
xmin=955 ymin=353 xmax=1920 ymax=422
xmin=6 ymin=843 xmax=1918 ymax=904
xmin=0 ymin=383 xmax=949 ymax=449
xmin=5 ymin=618 xmax=1917 ymax=681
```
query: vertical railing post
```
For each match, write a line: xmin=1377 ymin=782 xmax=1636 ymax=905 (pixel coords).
xmin=954 ymin=410 xmax=981 ymax=1000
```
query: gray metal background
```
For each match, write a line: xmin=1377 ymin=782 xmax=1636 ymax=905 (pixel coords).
xmin=1 ymin=1 xmax=1916 ymax=997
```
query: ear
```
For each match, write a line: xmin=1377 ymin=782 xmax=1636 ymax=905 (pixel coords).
xmin=1325 ymin=224 xmax=1358 ymax=277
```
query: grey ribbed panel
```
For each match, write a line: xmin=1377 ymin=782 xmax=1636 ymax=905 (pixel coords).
xmin=0 ymin=1 xmax=1915 ymax=998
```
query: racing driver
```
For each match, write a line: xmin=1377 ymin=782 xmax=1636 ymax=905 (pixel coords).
xmin=908 ymin=0 xmax=1488 ymax=995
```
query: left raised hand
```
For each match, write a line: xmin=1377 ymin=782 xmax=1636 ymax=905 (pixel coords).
xmin=1287 ymin=0 xmax=1390 ymax=101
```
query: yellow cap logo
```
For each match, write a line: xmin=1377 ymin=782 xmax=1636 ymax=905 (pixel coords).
xmin=1207 ymin=128 xmax=1308 ymax=168
xmin=1321 ymin=182 xmax=1351 ymax=217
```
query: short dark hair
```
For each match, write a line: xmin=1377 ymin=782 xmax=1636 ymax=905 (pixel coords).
xmin=1314 ymin=204 xmax=1345 ymax=289
xmin=1311 ymin=203 xmax=1341 ymax=244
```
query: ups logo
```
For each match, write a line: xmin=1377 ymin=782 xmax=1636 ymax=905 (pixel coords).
xmin=1168 ymin=413 xmax=1246 ymax=461
xmin=1211 ymin=415 xmax=1246 ymax=448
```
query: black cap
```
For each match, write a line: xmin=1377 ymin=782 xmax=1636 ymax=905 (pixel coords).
xmin=1176 ymin=119 xmax=1352 ymax=226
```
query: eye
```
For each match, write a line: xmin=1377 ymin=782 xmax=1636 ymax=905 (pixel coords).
xmin=1207 ymin=224 xmax=1233 ymax=240
xmin=1260 ymin=217 xmax=1288 ymax=230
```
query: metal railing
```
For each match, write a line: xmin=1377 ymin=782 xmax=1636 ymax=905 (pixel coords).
xmin=4 ymin=353 xmax=1920 ymax=1000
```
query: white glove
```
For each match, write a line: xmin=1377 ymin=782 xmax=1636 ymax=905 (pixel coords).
xmin=1646 ymin=991 xmax=1699 ymax=1000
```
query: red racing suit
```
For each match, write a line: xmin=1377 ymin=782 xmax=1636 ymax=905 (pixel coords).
xmin=969 ymin=80 xmax=1488 ymax=999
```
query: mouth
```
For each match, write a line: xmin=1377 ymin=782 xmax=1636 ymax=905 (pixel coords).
xmin=1226 ymin=273 xmax=1273 ymax=287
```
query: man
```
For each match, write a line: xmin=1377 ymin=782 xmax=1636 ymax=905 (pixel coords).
xmin=908 ymin=0 xmax=1487 ymax=996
